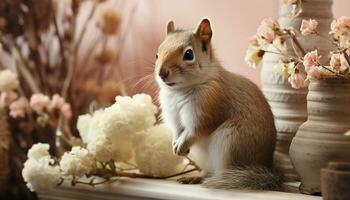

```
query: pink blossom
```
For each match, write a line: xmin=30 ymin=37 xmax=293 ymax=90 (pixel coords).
xmin=61 ymin=103 xmax=72 ymax=119
xmin=330 ymin=16 xmax=350 ymax=42
xmin=303 ymin=50 xmax=321 ymax=70
xmin=257 ymin=18 xmax=279 ymax=46
xmin=9 ymin=97 xmax=29 ymax=118
xmin=30 ymin=93 xmax=50 ymax=113
xmin=300 ymin=19 xmax=318 ymax=35
xmin=307 ymin=66 xmax=322 ymax=79
xmin=330 ymin=54 xmax=341 ymax=72
xmin=283 ymin=0 xmax=298 ymax=5
xmin=248 ymin=35 xmax=259 ymax=46
xmin=288 ymin=73 xmax=305 ymax=89
xmin=51 ymin=94 xmax=66 ymax=109
xmin=0 ymin=91 xmax=18 ymax=107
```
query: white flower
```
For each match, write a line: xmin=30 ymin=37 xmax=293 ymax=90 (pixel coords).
xmin=245 ymin=46 xmax=264 ymax=68
xmin=22 ymin=143 xmax=61 ymax=192
xmin=134 ymin=124 xmax=184 ymax=177
xmin=77 ymin=94 xmax=157 ymax=163
xmin=22 ymin=159 xmax=61 ymax=192
xmin=27 ymin=143 xmax=50 ymax=161
xmin=102 ymin=94 xmax=157 ymax=140
xmin=87 ymin=135 xmax=114 ymax=162
xmin=0 ymin=70 xmax=19 ymax=92
xmin=60 ymin=147 xmax=94 ymax=177
xmin=77 ymin=110 xmax=105 ymax=144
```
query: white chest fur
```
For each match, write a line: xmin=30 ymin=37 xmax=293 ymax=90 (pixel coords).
xmin=159 ymin=87 xmax=211 ymax=171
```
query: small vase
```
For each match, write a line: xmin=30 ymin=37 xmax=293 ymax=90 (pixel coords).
xmin=289 ymin=77 xmax=350 ymax=194
xmin=261 ymin=0 xmax=333 ymax=180
xmin=321 ymin=162 xmax=350 ymax=200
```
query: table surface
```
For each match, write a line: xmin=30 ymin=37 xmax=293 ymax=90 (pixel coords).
xmin=38 ymin=178 xmax=322 ymax=200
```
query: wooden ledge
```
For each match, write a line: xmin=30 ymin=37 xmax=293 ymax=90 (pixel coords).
xmin=38 ymin=178 xmax=321 ymax=200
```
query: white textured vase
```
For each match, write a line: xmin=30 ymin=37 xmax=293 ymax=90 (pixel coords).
xmin=261 ymin=0 xmax=333 ymax=180
xmin=290 ymin=78 xmax=350 ymax=194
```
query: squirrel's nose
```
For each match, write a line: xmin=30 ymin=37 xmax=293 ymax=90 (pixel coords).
xmin=159 ymin=67 xmax=169 ymax=81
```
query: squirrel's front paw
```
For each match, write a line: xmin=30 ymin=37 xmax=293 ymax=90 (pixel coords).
xmin=173 ymin=137 xmax=190 ymax=156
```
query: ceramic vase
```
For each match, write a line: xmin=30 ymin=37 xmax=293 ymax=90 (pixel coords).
xmin=321 ymin=162 xmax=350 ymax=200
xmin=261 ymin=0 xmax=333 ymax=180
xmin=290 ymin=78 xmax=350 ymax=194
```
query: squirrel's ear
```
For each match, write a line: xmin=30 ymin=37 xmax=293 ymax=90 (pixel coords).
xmin=166 ymin=20 xmax=175 ymax=35
xmin=194 ymin=18 xmax=212 ymax=44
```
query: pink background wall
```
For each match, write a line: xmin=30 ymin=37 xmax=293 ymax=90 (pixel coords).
xmin=113 ymin=0 xmax=350 ymax=92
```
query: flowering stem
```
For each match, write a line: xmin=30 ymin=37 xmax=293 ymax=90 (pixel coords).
xmin=343 ymin=51 xmax=350 ymax=67
xmin=284 ymin=29 xmax=306 ymax=56
xmin=264 ymin=50 xmax=302 ymax=62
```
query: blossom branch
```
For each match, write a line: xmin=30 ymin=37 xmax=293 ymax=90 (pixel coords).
xmin=343 ymin=50 xmax=350 ymax=67
xmin=284 ymin=29 xmax=306 ymax=56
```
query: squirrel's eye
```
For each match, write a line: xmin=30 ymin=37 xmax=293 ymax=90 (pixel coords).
xmin=183 ymin=49 xmax=194 ymax=61
xmin=156 ymin=53 xmax=159 ymax=59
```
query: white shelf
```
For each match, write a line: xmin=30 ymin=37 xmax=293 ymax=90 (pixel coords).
xmin=38 ymin=178 xmax=322 ymax=200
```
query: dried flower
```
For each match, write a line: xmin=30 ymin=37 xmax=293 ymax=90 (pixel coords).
xmin=96 ymin=47 xmax=115 ymax=64
xmin=86 ymin=134 xmax=113 ymax=162
xmin=60 ymin=146 xmax=94 ymax=177
xmin=257 ymin=18 xmax=279 ymax=46
xmin=97 ymin=8 xmax=121 ymax=35
xmin=101 ymin=94 xmax=157 ymax=141
xmin=30 ymin=93 xmax=50 ymax=113
xmin=330 ymin=54 xmax=341 ymax=73
xmin=27 ymin=143 xmax=50 ymax=161
xmin=275 ymin=61 xmax=295 ymax=77
xmin=245 ymin=46 xmax=264 ymax=68
xmin=303 ymin=50 xmax=321 ymax=70
xmin=22 ymin=143 xmax=61 ymax=192
xmin=0 ymin=70 xmax=19 ymax=92
xmin=307 ymin=66 xmax=322 ymax=79
xmin=288 ymin=73 xmax=305 ymax=89
xmin=98 ymin=80 xmax=121 ymax=106
xmin=61 ymin=103 xmax=72 ymax=119
xmin=300 ymin=19 xmax=318 ymax=35
xmin=0 ymin=91 xmax=18 ymax=107
xmin=330 ymin=16 xmax=350 ymax=40
xmin=9 ymin=97 xmax=29 ymax=118
xmin=283 ymin=0 xmax=298 ymax=5
xmin=50 ymin=94 xmax=65 ymax=109
xmin=248 ymin=35 xmax=259 ymax=47
xmin=134 ymin=124 xmax=184 ymax=177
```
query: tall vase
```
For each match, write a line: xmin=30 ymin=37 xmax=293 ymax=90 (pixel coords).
xmin=289 ymin=78 xmax=350 ymax=194
xmin=261 ymin=0 xmax=333 ymax=180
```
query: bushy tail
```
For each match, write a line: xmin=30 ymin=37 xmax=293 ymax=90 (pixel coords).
xmin=202 ymin=166 xmax=283 ymax=191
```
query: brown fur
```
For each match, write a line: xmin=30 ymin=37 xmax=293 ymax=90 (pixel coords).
xmin=156 ymin=18 xmax=280 ymax=190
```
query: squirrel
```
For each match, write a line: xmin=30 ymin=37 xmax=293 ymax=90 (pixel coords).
xmin=155 ymin=18 xmax=282 ymax=190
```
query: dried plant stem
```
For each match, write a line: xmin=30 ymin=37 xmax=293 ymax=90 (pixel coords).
xmin=7 ymin=41 xmax=40 ymax=93
xmin=343 ymin=51 xmax=350 ymax=67
xmin=285 ymin=29 xmax=306 ymax=56
xmin=264 ymin=50 xmax=302 ymax=62
xmin=74 ymin=2 xmax=98 ymax=52
xmin=52 ymin=9 xmax=66 ymax=68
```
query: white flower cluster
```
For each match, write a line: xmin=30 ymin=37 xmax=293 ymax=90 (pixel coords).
xmin=22 ymin=94 xmax=186 ymax=192
xmin=0 ymin=69 xmax=19 ymax=92
xmin=60 ymin=146 xmax=94 ymax=177
xmin=22 ymin=143 xmax=61 ymax=192
xmin=77 ymin=93 xmax=157 ymax=162
xmin=134 ymin=124 xmax=184 ymax=177
xmin=22 ymin=144 xmax=94 ymax=192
